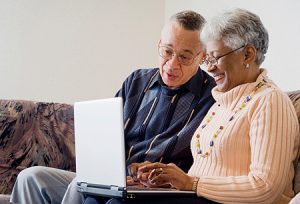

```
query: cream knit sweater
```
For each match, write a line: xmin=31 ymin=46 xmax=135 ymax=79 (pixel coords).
xmin=188 ymin=69 xmax=299 ymax=204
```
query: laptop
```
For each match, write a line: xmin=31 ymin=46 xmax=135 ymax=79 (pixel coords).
xmin=74 ymin=97 xmax=196 ymax=199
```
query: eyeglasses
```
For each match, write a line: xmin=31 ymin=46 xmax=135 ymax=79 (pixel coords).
xmin=204 ymin=45 xmax=246 ymax=66
xmin=158 ymin=44 xmax=201 ymax=66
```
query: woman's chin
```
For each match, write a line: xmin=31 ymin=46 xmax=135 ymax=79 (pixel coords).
xmin=216 ymin=83 xmax=228 ymax=92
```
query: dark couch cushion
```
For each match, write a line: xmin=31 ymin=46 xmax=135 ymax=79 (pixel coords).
xmin=0 ymin=100 xmax=75 ymax=194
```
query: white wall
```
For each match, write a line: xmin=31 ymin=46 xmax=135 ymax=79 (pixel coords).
xmin=2 ymin=1 xmax=298 ymax=104
xmin=0 ymin=0 xmax=164 ymax=103
xmin=165 ymin=0 xmax=300 ymax=92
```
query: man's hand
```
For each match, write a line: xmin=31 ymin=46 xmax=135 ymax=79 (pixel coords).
xmin=126 ymin=176 xmax=142 ymax=186
xmin=127 ymin=161 xmax=151 ymax=185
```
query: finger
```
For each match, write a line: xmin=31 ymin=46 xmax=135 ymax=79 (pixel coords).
xmin=126 ymin=176 xmax=136 ymax=186
xmin=149 ymin=174 xmax=169 ymax=186
xmin=148 ymin=168 xmax=157 ymax=180
xmin=137 ymin=162 xmax=151 ymax=173
xmin=128 ymin=164 xmax=139 ymax=181
xmin=142 ymin=161 xmax=151 ymax=165
xmin=148 ymin=167 xmax=165 ymax=180
xmin=127 ymin=163 xmax=134 ymax=176
xmin=157 ymin=167 xmax=164 ymax=174
xmin=138 ymin=164 xmax=152 ymax=172
xmin=139 ymin=162 xmax=163 ymax=172
xmin=137 ymin=172 xmax=150 ymax=181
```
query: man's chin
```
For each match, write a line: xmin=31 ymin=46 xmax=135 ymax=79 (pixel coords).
xmin=162 ymin=78 xmax=175 ymax=87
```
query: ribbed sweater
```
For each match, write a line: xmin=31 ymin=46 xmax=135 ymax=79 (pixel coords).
xmin=188 ymin=69 xmax=299 ymax=204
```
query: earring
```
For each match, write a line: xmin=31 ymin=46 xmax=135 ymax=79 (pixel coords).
xmin=245 ymin=64 xmax=250 ymax=69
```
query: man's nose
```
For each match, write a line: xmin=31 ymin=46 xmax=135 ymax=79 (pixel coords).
xmin=167 ymin=54 xmax=180 ymax=67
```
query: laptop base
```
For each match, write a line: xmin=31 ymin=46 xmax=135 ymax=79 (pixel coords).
xmin=77 ymin=182 xmax=196 ymax=199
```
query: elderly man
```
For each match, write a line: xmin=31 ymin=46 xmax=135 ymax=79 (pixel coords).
xmin=10 ymin=10 xmax=215 ymax=204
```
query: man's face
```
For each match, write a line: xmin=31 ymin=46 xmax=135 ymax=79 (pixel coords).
xmin=159 ymin=22 xmax=204 ymax=88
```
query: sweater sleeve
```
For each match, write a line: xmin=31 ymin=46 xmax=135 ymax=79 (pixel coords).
xmin=196 ymin=91 xmax=299 ymax=203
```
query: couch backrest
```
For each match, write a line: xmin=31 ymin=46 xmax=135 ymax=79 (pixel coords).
xmin=0 ymin=91 xmax=299 ymax=194
xmin=288 ymin=91 xmax=300 ymax=193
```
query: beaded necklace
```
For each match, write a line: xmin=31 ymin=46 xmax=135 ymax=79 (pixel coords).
xmin=196 ymin=80 xmax=267 ymax=158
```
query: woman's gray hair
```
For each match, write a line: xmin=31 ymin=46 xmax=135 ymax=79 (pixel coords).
xmin=201 ymin=8 xmax=269 ymax=65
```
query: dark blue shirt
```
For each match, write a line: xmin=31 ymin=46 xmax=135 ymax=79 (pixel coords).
xmin=116 ymin=68 xmax=215 ymax=172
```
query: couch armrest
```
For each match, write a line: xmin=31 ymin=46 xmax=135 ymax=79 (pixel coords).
xmin=0 ymin=100 xmax=75 ymax=194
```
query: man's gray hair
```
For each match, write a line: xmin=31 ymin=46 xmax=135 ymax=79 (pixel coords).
xmin=201 ymin=8 xmax=269 ymax=65
xmin=170 ymin=10 xmax=206 ymax=31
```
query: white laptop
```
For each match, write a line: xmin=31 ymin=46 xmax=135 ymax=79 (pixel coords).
xmin=74 ymin=97 xmax=196 ymax=199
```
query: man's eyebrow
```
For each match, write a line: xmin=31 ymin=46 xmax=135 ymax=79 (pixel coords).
xmin=160 ymin=44 xmax=194 ymax=54
xmin=181 ymin=49 xmax=194 ymax=54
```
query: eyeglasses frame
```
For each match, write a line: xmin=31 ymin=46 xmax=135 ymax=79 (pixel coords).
xmin=204 ymin=45 xmax=246 ymax=66
xmin=158 ymin=43 xmax=202 ymax=66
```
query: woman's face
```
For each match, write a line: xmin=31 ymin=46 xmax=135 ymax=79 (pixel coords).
xmin=205 ymin=40 xmax=249 ymax=92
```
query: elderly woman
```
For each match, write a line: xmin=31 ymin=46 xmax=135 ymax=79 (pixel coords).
xmin=85 ymin=8 xmax=299 ymax=204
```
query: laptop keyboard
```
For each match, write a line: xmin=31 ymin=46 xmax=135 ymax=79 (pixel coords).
xmin=127 ymin=185 xmax=178 ymax=191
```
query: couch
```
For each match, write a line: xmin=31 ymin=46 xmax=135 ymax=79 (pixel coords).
xmin=0 ymin=90 xmax=299 ymax=204
xmin=0 ymin=100 xmax=75 ymax=204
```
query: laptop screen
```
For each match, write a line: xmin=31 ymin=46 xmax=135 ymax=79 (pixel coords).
xmin=74 ymin=97 xmax=126 ymax=188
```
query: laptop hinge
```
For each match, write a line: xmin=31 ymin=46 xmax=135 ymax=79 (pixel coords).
xmin=78 ymin=182 xmax=88 ymax=192
xmin=110 ymin=185 xmax=119 ymax=191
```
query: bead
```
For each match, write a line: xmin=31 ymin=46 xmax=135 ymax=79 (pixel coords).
xmin=213 ymin=133 xmax=217 ymax=138
xmin=219 ymin=126 xmax=224 ymax=130
xmin=210 ymin=140 xmax=214 ymax=147
xmin=196 ymin=134 xmax=200 ymax=138
xmin=201 ymin=124 xmax=206 ymax=129
xmin=229 ymin=116 xmax=234 ymax=121
xmin=212 ymin=112 xmax=215 ymax=115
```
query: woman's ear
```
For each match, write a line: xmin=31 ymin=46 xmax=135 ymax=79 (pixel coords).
xmin=244 ymin=45 xmax=256 ymax=64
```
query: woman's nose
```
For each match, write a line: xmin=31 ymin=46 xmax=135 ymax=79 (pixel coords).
xmin=206 ymin=63 xmax=216 ymax=72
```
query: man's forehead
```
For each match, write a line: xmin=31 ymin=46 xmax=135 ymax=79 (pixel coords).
xmin=160 ymin=22 xmax=201 ymax=47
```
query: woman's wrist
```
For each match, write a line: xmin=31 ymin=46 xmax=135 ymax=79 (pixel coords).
xmin=191 ymin=177 xmax=199 ymax=192
xmin=185 ymin=176 xmax=199 ymax=192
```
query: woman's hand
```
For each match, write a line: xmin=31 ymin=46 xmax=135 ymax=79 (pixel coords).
xmin=137 ymin=162 xmax=195 ymax=191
